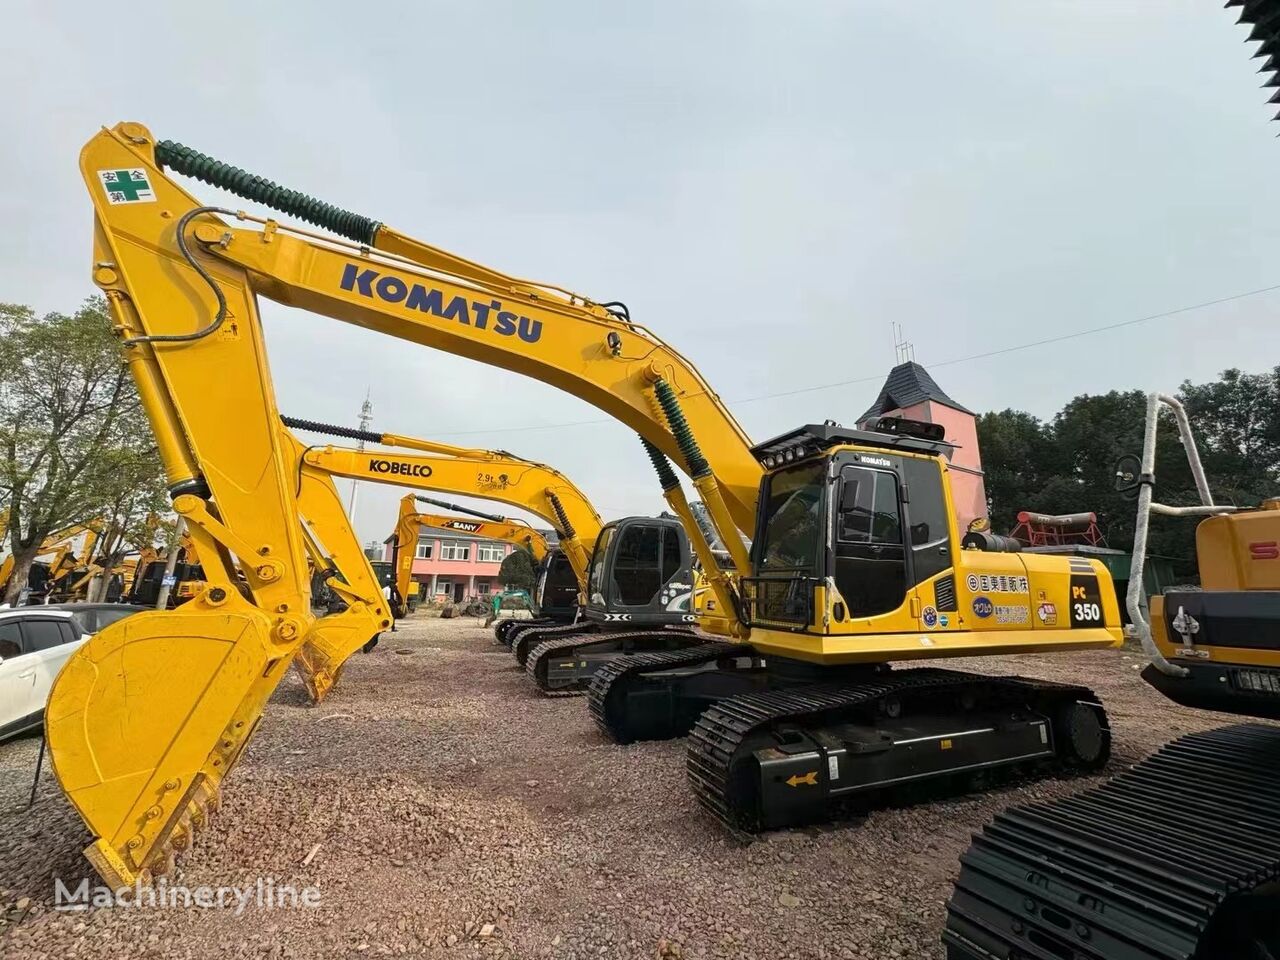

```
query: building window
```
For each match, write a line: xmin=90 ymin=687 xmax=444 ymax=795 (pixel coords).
xmin=415 ymin=541 xmax=433 ymax=560
xmin=477 ymin=581 xmax=491 ymax=595
xmin=440 ymin=540 xmax=471 ymax=561
xmin=477 ymin=543 xmax=505 ymax=563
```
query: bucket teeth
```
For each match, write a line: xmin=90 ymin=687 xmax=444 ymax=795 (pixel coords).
xmin=149 ymin=851 xmax=177 ymax=878
xmin=169 ymin=813 xmax=193 ymax=852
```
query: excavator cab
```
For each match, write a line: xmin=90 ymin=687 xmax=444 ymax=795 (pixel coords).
xmin=535 ymin=549 xmax=580 ymax=622
xmin=741 ymin=419 xmax=1118 ymax=652
xmin=583 ymin=516 xmax=694 ymax=627
xmin=511 ymin=515 xmax=702 ymax=694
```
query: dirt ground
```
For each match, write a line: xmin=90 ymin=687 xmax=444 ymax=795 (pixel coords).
xmin=0 ymin=615 xmax=1244 ymax=959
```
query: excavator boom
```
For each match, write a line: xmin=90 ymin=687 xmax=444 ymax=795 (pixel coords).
xmin=289 ymin=417 xmax=602 ymax=586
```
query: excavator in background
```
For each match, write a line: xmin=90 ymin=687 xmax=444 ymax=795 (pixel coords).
xmin=945 ymin=393 xmax=1280 ymax=959
xmin=388 ymin=493 xmax=573 ymax=623
xmin=281 ymin=416 xmax=605 ymax=692
xmin=0 ymin=521 xmax=102 ymax=602
xmin=510 ymin=513 xmax=698 ymax=694
xmin=49 ymin=124 xmax=1123 ymax=887
xmin=295 ymin=417 xmax=701 ymax=695
xmin=124 ymin=528 xmax=205 ymax=607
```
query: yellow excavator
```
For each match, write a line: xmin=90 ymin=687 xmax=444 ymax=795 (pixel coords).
xmin=50 ymin=123 xmax=1122 ymax=887
xmin=278 ymin=418 xmax=605 ymax=700
xmin=1 ymin=521 xmax=102 ymax=601
xmin=287 ymin=415 xmax=707 ymax=695
xmin=945 ymin=393 xmax=1280 ymax=959
xmin=389 ymin=493 xmax=550 ymax=606
xmin=284 ymin=413 xmax=602 ymax=612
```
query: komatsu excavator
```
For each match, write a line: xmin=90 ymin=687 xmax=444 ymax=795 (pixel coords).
xmin=53 ymin=123 xmax=1120 ymax=886
xmin=944 ymin=393 xmax=1280 ymax=960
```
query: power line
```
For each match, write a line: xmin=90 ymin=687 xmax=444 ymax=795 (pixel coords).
xmin=429 ymin=281 xmax=1280 ymax=438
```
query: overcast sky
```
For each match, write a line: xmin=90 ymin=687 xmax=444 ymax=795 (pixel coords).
xmin=2 ymin=1 xmax=1276 ymax=544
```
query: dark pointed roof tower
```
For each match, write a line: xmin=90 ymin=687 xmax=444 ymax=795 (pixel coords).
xmin=857 ymin=360 xmax=972 ymax=425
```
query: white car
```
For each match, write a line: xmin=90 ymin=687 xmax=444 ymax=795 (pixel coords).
xmin=0 ymin=603 xmax=146 ymax=741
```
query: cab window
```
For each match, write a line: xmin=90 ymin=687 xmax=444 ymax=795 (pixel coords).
xmin=833 ymin=465 xmax=907 ymax=617
xmin=660 ymin=527 xmax=683 ymax=584
xmin=900 ymin=457 xmax=951 ymax=584
xmin=756 ymin=460 xmax=825 ymax=574
xmin=612 ymin=524 xmax=663 ymax=606
xmin=587 ymin=527 xmax=615 ymax=605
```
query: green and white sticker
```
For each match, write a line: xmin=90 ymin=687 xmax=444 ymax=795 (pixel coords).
xmin=98 ymin=168 xmax=155 ymax=204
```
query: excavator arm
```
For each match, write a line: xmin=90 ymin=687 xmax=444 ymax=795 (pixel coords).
xmin=95 ymin=125 xmax=761 ymax=539
xmin=288 ymin=432 xmax=394 ymax=703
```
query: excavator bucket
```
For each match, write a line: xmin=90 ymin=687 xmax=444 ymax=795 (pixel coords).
xmin=46 ymin=592 xmax=295 ymax=887
xmin=286 ymin=429 xmax=392 ymax=703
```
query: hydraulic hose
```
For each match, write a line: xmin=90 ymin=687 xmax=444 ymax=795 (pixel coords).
xmin=640 ymin=437 xmax=681 ymax=492
xmin=652 ymin=380 xmax=710 ymax=479
xmin=546 ymin=493 xmax=576 ymax=540
xmin=122 ymin=205 xmax=236 ymax=346
xmin=155 ymin=141 xmax=381 ymax=246
xmin=281 ymin=415 xmax=383 ymax=445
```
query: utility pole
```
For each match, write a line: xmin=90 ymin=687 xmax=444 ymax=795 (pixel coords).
xmin=347 ymin=389 xmax=373 ymax=519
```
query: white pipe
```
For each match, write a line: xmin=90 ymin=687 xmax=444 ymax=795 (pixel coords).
xmin=1127 ymin=394 xmax=1232 ymax=678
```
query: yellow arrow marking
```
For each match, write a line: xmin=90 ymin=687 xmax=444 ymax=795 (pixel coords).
xmin=786 ymin=771 xmax=818 ymax=787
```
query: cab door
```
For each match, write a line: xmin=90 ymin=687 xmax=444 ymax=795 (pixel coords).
xmin=832 ymin=465 xmax=909 ymax=623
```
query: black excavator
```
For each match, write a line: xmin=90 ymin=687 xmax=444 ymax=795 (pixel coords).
xmin=511 ymin=514 xmax=704 ymax=695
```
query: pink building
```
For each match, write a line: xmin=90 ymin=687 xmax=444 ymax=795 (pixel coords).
xmin=382 ymin=525 xmax=524 ymax=603
xmin=856 ymin=361 xmax=987 ymax=531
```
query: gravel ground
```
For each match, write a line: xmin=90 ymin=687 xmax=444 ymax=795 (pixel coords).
xmin=0 ymin=616 xmax=1245 ymax=959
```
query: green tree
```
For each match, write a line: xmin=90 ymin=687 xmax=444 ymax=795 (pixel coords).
xmin=1178 ymin=367 xmax=1280 ymax=503
xmin=975 ymin=370 xmax=1280 ymax=578
xmin=0 ymin=297 xmax=167 ymax=604
xmin=975 ymin=409 xmax=1052 ymax=533
xmin=498 ymin=548 xmax=537 ymax=593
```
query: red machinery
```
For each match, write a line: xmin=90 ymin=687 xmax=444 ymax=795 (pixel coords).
xmin=1008 ymin=510 xmax=1105 ymax=547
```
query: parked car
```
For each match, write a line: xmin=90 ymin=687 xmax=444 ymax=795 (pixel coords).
xmin=0 ymin=603 xmax=147 ymax=741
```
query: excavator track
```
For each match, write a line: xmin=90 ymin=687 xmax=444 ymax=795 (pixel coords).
xmin=525 ymin=629 xmax=702 ymax=696
xmin=511 ymin=621 xmax=593 ymax=666
xmin=686 ymin=669 xmax=1108 ymax=833
xmin=944 ymin=723 xmax=1280 ymax=960
xmin=494 ymin=616 xmax=556 ymax=646
xmin=588 ymin=641 xmax=755 ymax=742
